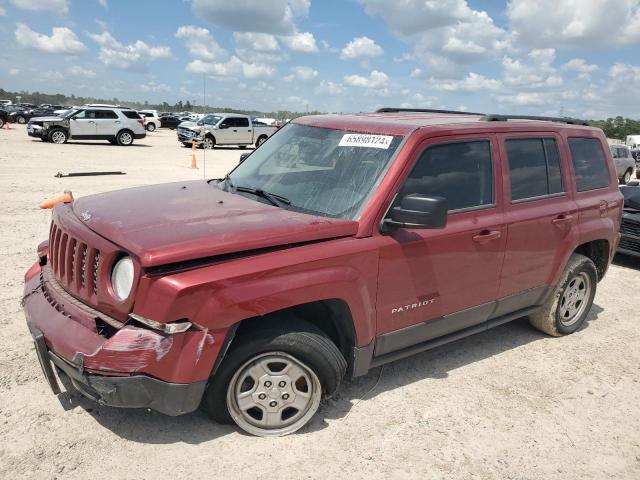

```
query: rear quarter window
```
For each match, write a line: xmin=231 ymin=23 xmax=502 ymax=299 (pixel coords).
xmin=121 ymin=110 xmax=141 ymax=119
xmin=568 ymin=138 xmax=610 ymax=191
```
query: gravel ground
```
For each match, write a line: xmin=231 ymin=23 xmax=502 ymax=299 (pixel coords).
xmin=1 ymin=125 xmax=639 ymax=480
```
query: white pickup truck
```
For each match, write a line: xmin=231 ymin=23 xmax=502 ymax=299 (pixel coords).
xmin=177 ymin=113 xmax=277 ymax=149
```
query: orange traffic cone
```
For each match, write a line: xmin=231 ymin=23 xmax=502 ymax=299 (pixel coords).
xmin=190 ymin=141 xmax=198 ymax=169
xmin=39 ymin=190 xmax=74 ymax=209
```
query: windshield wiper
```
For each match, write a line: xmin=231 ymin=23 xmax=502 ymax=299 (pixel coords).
xmin=234 ymin=185 xmax=291 ymax=208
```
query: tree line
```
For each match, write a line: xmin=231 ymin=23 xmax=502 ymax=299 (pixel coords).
xmin=0 ymin=88 xmax=322 ymax=120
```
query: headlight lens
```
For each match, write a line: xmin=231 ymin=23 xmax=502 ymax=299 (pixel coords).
xmin=111 ymin=256 xmax=134 ymax=301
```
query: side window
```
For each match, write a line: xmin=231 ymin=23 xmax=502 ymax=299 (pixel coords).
xmin=505 ymin=138 xmax=564 ymax=201
xmin=569 ymin=137 xmax=610 ymax=191
xmin=398 ymin=140 xmax=493 ymax=212
xmin=96 ymin=110 xmax=118 ymax=119
xmin=72 ymin=110 xmax=97 ymax=119
xmin=122 ymin=110 xmax=141 ymax=119
xmin=236 ymin=117 xmax=250 ymax=127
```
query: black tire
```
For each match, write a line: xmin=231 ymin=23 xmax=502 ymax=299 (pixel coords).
xmin=256 ymin=135 xmax=268 ymax=148
xmin=0 ymin=117 xmax=5 ymax=128
xmin=116 ymin=129 xmax=134 ymax=146
xmin=48 ymin=128 xmax=68 ymax=144
xmin=146 ymin=123 xmax=156 ymax=132
xmin=202 ymin=321 xmax=346 ymax=434
xmin=108 ymin=138 xmax=117 ymax=145
xmin=16 ymin=115 xmax=27 ymax=124
xmin=238 ymin=145 xmax=247 ymax=149
xmin=182 ymin=142 xmax=192 ymax=148
xmin=203 ymin=135 xmax=215 ymax=149
xmin=621 ymin=169 xmax=633 ymax=184
xmin=529 ymin=253 xmax=598 ymax=336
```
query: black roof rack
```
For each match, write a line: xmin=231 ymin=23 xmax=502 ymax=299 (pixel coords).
xmin=376 ymin=107 xmax=485 ymax=116
xmin=480 ymin=114 xmax=590 ymax=126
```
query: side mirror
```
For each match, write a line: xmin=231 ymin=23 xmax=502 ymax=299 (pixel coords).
xmin=218 ymin=123 xmax=229 ymax=129
xmin=382 ymin=194 xmax=448 ymax=232
xmin=239 ymin=153 xmax=250 ymax=163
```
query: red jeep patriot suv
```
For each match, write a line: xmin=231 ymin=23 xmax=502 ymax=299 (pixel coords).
xmin=23 ymin=108 xmax=623 ymax=436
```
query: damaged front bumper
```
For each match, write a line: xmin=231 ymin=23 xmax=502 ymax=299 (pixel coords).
xmin=22 ymin=261 xmax=220 ymax=416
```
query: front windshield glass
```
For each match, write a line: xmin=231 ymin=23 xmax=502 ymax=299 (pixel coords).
xmin=63 ymin=109 xmax=80 ymax=118
xmin=223 ymin=123 xmax=403 ymax=219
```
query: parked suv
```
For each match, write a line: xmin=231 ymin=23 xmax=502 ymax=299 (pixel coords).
xmin=23 ymin=109 xmax=622 ymax=436
xmin=139 ymin=110 xmax=161 ymax=132
xmin=177 ymin=113 xmax=277 ymax=149
xmin=26 ymin=106 xmax=146 ymax=145
xmin=609 ymin=144 xmax=635 ymax=184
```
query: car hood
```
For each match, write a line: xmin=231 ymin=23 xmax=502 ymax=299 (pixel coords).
xmin=178 ymin=121 xmax=198 ymax=129
xmin=29 ymin=116 xmax=62 ymax=122
xmin=71 ymin=181 xmax=358 ymax=268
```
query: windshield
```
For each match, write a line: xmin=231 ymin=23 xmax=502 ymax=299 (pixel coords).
xmin=62 ymin=109 xmax=81 ymax=119
xmin=222 ymin=123 xmax=403 ymax=219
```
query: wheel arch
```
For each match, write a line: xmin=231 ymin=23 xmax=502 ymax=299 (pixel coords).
xmin=572 ymin=239 xmax=610 ymax=281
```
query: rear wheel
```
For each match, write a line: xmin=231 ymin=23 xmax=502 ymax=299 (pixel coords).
xmin=621 ymin=169 xmax=632 ymax=184
xmin=116 ymin=130 xmax=134 ymax=146
xmin=0 ymin=117 xmax=5 ymax=128
xmin=16 ymin=115 xmax=27 ymax=124
xmin=48 ymin=128 xmax=68 ymax=144
xmin=202 ymin=322 xmax=346 ymax=437
xmin=256 ymin=135 xmax=268 ymax=148
xmin=529 ymin=254 xmax=597 ymax=336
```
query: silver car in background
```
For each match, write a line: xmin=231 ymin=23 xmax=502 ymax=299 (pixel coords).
xmin=610 ymin=144 xmax=636 ymax=184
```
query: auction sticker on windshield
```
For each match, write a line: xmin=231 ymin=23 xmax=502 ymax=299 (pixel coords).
xmin=339 ymin=134 xmax=393 ymax=149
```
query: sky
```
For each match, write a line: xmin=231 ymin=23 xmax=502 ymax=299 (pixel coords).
xmin=1 ymin=0 xmax=640 ymax=118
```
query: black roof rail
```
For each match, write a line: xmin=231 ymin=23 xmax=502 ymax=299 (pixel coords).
xmin=480 ymin=114 xmax=590 ymax=126
xmin=376 ymin=107 xmax=486 ymax=116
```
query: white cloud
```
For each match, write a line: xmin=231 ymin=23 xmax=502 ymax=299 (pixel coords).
xmin=344 ymin=70 xmax=388 ymax=88
xmin=97 ymin=0 xmax=107 ymax=7
xmin=0 ymin=6 xmax=5 ymax=15
xmin=8 ymin=68 xmax=19 ymax=76
xmin=176 ymin=25 xmax=227 ymax=60
xmin=507 ymin=0 xmax=640 ymax=47
xmin=359 ymin=0 xmax=509 ymax=66
xmin=279 ymin=32 xmax=318 ymax=53
xmin=284 ymin=65 xmax=318 ymax=82
xmin=563 ymin=58 xmax=598 ymax=74
xmin=410 ymin=68 xmax=423 ymax=78
xmin=88 ymin=31 xmax=171 ymax=70
xmin=140 ymin=81 xmax=171 ymax=93
xmin=10 ymin=0 xmax=69 ymax=14
xmin=15 ymin=23 xmax=86 ymax=55
xmin=340 ymin=36 xmax=384 ymax=60
xmin=186 ymin=57 xmax=276 ymax=79
xmin=315 ymin=80 xmax=344 ymax=96
xmin=432 ymin=72 xmax=501 ymax=92
xmin=234 ymin=32 xmax=279 ymax=52
xmin=68 ymin=65 xmax=96 ymax=78
xmin=43 ymin=70 xmax=64 ymax=81
xmin=192 ymin=0 xmax=309 ymax=35
xmin=502 ymin=49 xmax=564 ymax=89
xmin=495 ymin=92 xmax=550 ymax=106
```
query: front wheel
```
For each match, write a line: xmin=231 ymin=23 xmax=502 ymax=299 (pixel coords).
xmin=256 ymin=135 xmax=267 ymax=148
xmin=16 ymin=115 xmax=27 ymax=124
xmin=48 ymin=128 xmax=68 ymax=144
xmin=0 ymin=117 xmax=5 ymax=128
xmin=202 ymin=323 xmax=346 ymax=437
xmin=116 ymin=130 xmax=134 ymax=146
xmin=203 ymin=136 xmax=215 ymax=149
xmin=621 ymin=169 xmax=632 ymax=184
xmin=529 ymin=253 xmax=597 ymax=336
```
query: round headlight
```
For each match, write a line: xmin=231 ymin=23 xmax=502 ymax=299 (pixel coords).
xmin=111 ymin=256 xmax=134 ymax=301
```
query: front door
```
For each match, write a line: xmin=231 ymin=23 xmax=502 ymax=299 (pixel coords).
xmin=375 ymin=135 xmax=506 ymax=356
xmin=69 ymin=109 xmax=97 ymax=137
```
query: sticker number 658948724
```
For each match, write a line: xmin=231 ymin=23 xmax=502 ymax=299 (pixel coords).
xmin=338 ymin=134 xmax=393 ymax=149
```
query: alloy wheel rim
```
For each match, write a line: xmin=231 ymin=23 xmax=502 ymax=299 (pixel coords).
xmin=226 ymin=352 xmax=321 ymax=436
xmin=51 ymin=131 xmax=65 ymax=143
xmin=120 ymin=133 xmax=132 ymax=144
xmin=625 ymin=171 xmax=631 ymax=183
xmin=558 ymin=271 xmax=591 ymax=327
xmin=204 ymin=138 xmax=214 ymax=148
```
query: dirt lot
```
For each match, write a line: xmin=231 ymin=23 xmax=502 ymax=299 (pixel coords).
xmin=1 ymin=125 xmax=639 ymax=479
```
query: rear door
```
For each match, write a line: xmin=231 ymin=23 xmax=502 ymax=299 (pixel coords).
xmin=94 ymin=109 xmax=119 ymax=137
xmin=375 ymin=135 xmax=506 ymax=355
xmin=497 ymin=134 xmax=578 ymax=305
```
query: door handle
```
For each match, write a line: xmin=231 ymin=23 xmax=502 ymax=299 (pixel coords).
xmin=552 ymin=214 xmax=574 ymax=225
xmin=472 ymin=230 xmax=501 ymax=243
xmin=88 ymin=121 xmax=95 ymax=124
xmin=233 ymin=129 xmax=238 ymax=132
xmin=115 ymin=120 xmax=121 ymax=124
